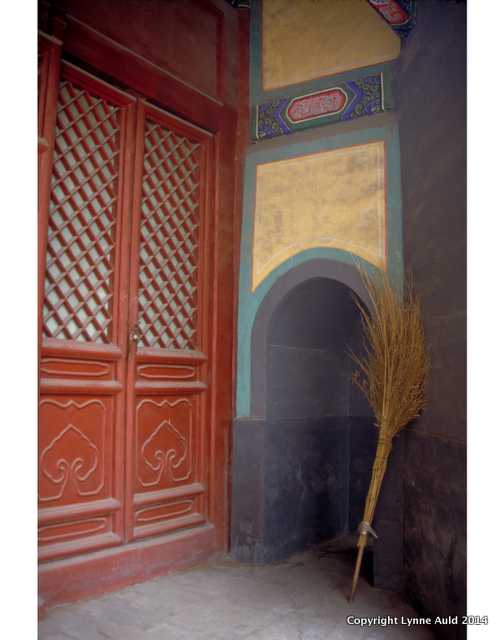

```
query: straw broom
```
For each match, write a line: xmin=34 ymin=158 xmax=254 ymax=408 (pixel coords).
xmin=348 ymin=269 xmax=428 ymax=602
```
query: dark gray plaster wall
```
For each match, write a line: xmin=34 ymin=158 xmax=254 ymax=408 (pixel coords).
xmin=250 ymin=259 xmax=373 ymax=421
xmin=230 ymin=418 xmax=266 ymax=564
xmin=263 ymin=279 xmax=362 ymax=560
xmin=403 ymin=432 xmax=466 ymax=635
xmin=392 ymin=2 xmax=467 ymax=637
xmin=231 ymin=416 xmax=354 ymax=564
xmin=267 ymin=278 xmax=365 ymax=422
xmin=262 ymin=416 xmax=350 ymax=562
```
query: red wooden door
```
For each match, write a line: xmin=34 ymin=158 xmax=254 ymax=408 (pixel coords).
xmin=124 ymin=101 xmax=213 ymax=541
xmin=39 ymin=62 xmax=135 ymax=561
xmin=39 ymin=64 xmax=215 ymax=561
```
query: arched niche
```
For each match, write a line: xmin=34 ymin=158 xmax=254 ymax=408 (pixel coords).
xmin=231 ymin=259 xmax=379 ymax=564
xmin=250 ymin=258 xmax=372 ymax=419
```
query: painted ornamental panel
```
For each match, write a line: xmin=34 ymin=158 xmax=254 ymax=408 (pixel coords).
xmin=367 ymin=0 xmax=416 ymax=39
xmin=255 ymin=74 xmax=384 ymax=141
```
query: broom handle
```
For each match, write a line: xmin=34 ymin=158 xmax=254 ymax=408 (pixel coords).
xmin=349 ymin=437 xmax=393 ymax=602
xmin=350 ymin=543 xmax=365 ymax=601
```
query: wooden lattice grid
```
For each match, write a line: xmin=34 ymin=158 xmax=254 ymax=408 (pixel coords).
xmin=42 ymin=79 xmax=121 ymax=343
xmin=137 ymin=119 xmax=201 ymax=350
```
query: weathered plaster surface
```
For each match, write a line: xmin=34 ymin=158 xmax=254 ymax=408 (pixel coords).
xmin=262 ymin=0 xmax=400 ymax=91
xmin=392 ymin=1 xmax=466 ymax=636
xmin=252 ymin=141 xmax=386 ymax=290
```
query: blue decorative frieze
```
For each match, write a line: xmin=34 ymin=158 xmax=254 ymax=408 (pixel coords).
xmin=254 ymin=74 xmax=385 ymax=141
xmin=367 ymin=0 xmax=416 ymax=40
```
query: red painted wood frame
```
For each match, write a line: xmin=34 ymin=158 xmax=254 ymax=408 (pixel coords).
xmin=38 ymin=33 xmax=62 ymax=364
xmin=38 ymin=8 xmax=239 ymax=605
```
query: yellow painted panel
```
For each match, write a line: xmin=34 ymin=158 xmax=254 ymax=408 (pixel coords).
xmin=252 ymin=142 xmax=386 ymax=290
xmin=262 ymin=0 xmax=400 ymax=91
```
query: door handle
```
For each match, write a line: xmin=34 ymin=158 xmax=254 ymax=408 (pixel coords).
xmin=129 ymin=322 xmax=142 ymax=346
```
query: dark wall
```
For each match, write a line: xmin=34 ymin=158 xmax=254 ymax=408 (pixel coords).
xmin=392 ymin=2 xmax=467 ymax=637
xmin=265 ymin=278 xmax=362 ymax=558
xmin=267 ymin=278 xmax=364 ymax=421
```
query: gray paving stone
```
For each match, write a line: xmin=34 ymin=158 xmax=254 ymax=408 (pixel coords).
xmin=39 ymin=550 xmax=435 ymax=640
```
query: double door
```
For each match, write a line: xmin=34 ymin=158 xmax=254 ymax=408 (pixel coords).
xmin=39 ymin=58 xmax=215 ymax=562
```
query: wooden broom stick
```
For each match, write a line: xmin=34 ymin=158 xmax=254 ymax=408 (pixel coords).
xmin=349 ymin=436 xmax=392 ymax=601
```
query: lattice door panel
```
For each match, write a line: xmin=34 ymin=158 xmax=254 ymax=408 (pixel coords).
xmin=136 ymin=117 xmax=203 ymax=351
xmin=42 ymin=74 xmax=122 ymax=344
xmin=125 ymin=102 xmax=211 ymax=544
xmin=38 ymin=62 xmax=136 ymax=563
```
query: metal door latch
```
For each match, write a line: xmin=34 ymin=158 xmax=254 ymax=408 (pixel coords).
xmin=129 ymin=322 xmax=141 ymax=344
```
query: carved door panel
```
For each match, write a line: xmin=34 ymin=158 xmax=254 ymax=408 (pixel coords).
xmin=38 ymin=62 xmax=136 ymax=561
xmin=124 ymin=102 xmax=212 ymax=541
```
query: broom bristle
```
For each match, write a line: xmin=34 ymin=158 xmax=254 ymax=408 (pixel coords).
xmin=349 ymin=269 xmax=429 ymax=438
xmin=347 ymin=268 xmax=429 ymax=600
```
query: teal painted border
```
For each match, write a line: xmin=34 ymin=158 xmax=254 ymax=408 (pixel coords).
xmin=250 ymin=0 xmax=397 ymax=113
xmin=249 ymin=0 xmax=262 ymax=105
xmin=236 ymin=121 xmax=403 ymax=417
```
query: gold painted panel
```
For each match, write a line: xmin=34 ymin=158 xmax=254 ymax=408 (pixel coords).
xmin=252 ymin=142 xmax=386 ymax=290
xmin=262 ymin=0 xmax=400 ymax=91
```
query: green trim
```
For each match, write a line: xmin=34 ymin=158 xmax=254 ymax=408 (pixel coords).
xmin=382 ymin=68 xmax=395 ymax=111
xmin=236 ymin=120 xmax=403 ymax=418
xmin=250 ymin=0 xmax=263 ymax=109
xmin=386 ymin=122 xmax=404 ymax=294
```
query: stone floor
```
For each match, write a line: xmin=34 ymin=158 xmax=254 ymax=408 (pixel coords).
xmin=39 ymin=542 xmax=435 ymax=640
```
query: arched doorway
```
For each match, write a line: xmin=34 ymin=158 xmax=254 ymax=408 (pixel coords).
xmin=231 ymin=262 xmax=378 ymax=565
xmin=263 ymin=276 xmax=373 ymax=561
